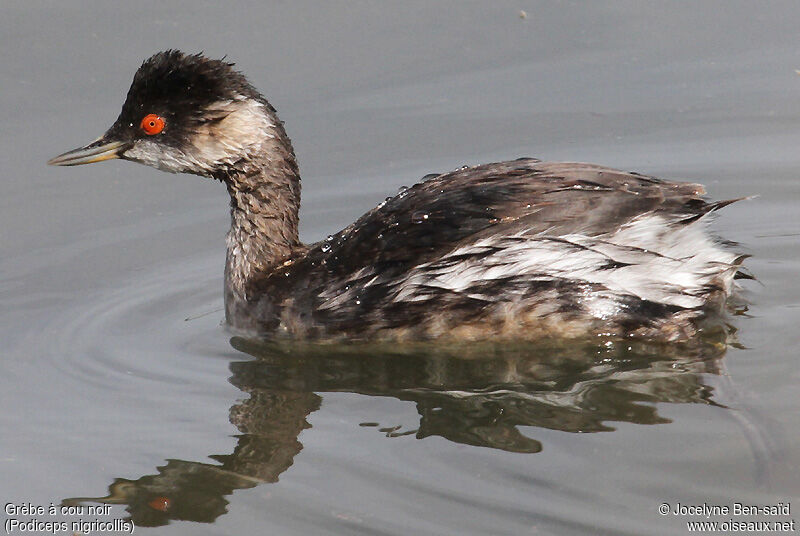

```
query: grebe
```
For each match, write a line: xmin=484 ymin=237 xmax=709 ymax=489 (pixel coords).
xmin=49 ymin=51 xmax=745 ymax=341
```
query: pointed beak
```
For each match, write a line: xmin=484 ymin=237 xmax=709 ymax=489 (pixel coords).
xmin=48 ymin=137 xmax=128 ymax=167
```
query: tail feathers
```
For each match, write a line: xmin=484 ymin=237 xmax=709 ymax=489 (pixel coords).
xmin=678 ymin=196 xmax=752 ymax=225
xmin=734 ymin=270 xmax=757 ymax=281
xmin=727 ymin=254 xmax=755 ymax=284
xmin=733 ymin=255 xmax=757 ymax=282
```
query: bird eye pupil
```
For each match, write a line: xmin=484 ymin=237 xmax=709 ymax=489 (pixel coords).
xmin=140 ymin=114 xmax=165 ymax=135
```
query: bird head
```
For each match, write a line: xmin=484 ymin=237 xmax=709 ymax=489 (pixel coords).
xmin=49 ymin=50 xmax=278 ymax=179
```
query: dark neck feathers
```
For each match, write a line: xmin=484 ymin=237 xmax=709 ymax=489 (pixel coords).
xmin=220 ymin=103 xmax=302 ymax=323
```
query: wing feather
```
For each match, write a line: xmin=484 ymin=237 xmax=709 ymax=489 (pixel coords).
xmin=249 ymin=158 xmax=735 ymax=337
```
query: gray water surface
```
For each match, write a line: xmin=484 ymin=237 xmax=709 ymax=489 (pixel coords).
xmin=2 ymin=2 xmax=799 ymax=535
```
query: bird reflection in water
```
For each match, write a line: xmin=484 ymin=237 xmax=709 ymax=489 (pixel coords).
xmin=63 ymin=329 xmax=738 ymax=527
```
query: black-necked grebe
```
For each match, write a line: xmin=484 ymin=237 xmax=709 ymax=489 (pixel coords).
xmin=49 ymin=51 xmax=746 ymax=341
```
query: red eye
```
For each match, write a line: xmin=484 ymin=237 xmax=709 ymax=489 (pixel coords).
xmin=140 ymin=114 xmax=165 ymax=135
xmin=147 ymin=496 xmax=171 ymax=511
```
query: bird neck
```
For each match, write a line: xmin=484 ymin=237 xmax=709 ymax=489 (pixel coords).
xmin=222 ymin=129 xmax=302 ymax=320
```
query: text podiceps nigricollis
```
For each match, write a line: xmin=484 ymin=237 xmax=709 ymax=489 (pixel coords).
xmin=49 ymin=51 xmax=746 ymax=341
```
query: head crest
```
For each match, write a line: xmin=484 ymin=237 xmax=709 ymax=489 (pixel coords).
xmin=120 ymin=50 xmax=261 ymax=120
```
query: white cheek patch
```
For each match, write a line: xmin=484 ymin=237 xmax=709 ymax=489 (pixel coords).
xmin=124 ymin=139 xmax=195 ymax=173
xmin=123 ymin=97 xmax=275 ymax=175
xmin=191 ymin=98 xmax=275 ymax=169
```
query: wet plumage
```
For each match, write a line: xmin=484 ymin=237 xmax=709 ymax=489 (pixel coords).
xmin=49 ymin=51 xmax=745 ymax=342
